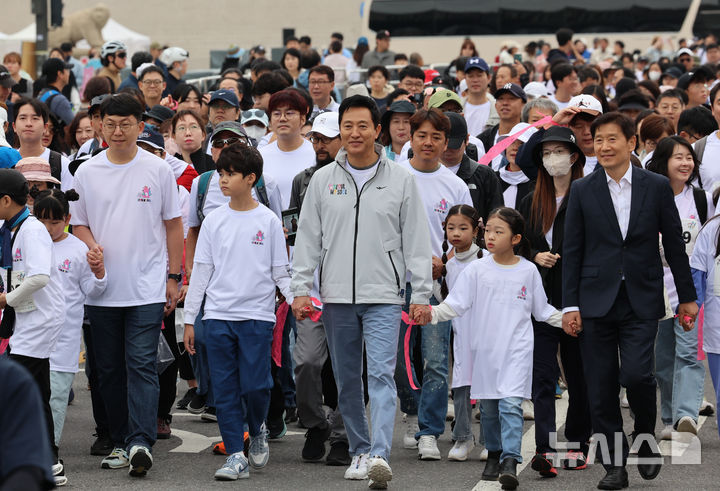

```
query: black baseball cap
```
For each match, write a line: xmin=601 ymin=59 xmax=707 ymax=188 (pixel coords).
xmin=444 ymin=112 xmax=468 ymax=149
xmin=142 ymin=105 xmax=175 ymax=123
xmin=0 ymin=169 xmax=29 ymax=201
xmin=41 ymin=58 xmax=73 ymax=78
xmin=677 ymin=66 xmax=714 ymax=91
xmin=376 ymin=30 xmax=391 ymax=40
xmin=89 ymin=94 xmax=111 ymax=115
xmin=0 ymin=64 xmax=17 ymax=88
xmin=531 ymin=126 xmax=585 ymax=169
xmin=380 ymin=100 xmax=416 ymax=132
xmin=494 ymin=83 xmax=527 ymax=102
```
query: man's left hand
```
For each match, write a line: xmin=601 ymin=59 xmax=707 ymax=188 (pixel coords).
xmin=677 ymin=301 xmax=699 ymax=331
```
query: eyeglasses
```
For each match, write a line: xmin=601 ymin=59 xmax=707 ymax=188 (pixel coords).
xmin=211 ymin=136 xmax=250 ymax=148
xmin=308 ymin=79 xmax=332 ymax=86
xmin=175 ymin=124 xmax=202 ymax=133
xmin=103 ymin=122 xmax=137 ymax=133
xmin=401 ymin=80 xmax=424 ymax=91
xmin=271 ymin=110 xmax=300 ymax=120
xmin=308 ymin=134 xmax=338 ymax=145
xmin=141 ymin=79 xmax=164 ymax=86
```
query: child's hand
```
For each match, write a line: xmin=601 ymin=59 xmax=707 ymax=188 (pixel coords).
xmin=0 ymin=293 xmax=6 ymax=309
xmin=184 ymin=324 xmax=195 ymax=355
xmin=87 ymin=245 xmax=104 ymax=271
xmin=178 ymin=284 xmax=188 ymax=303
xmin=410 ymin=304 xmax=431 ymax=325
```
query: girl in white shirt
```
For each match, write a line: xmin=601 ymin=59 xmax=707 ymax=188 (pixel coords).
xmin=34 ymin=188 xmax=107 ymax=450
xmin=416 ymin=207 xmax=563 ymax=490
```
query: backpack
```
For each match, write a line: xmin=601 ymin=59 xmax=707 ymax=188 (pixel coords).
xmin=694 ymin=135 xmax=708 ymax=189
xmin=692 ymin=186 xmax=708 ymax=225
xmin=48 ymin=150 xmax=62 ymax=183
xmin=196 ymin=171 xmax=270 ymax=223
xmin=38 ymin=89 xmax=61 ymax=109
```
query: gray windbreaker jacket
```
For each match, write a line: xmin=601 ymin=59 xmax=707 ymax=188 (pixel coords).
xmin=291 ymin=144 xmax=433 ymax=305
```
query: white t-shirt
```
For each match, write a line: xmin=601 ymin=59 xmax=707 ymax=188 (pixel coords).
xmin=313 ymin=100 xmax=340 ymax=113
xmin=259 ymin=140 xmax=315 ymax=210
xmin=194 ymin=203 xmax=289 ymax=323
xmin=178 ymin=185 xmax=190 ymax=238
xmin=50 ymin=234 xmax=106 ymax=372
xmin=690 ymin=217 xmax=720 ymax=353
xmin=443 ymin=255 xmax=557 ymax=399
xmin=400 ymin=160 xmax=473 ymax=256
xmin=663 ymin=185 xmax=714 ymax=311
xmin=499 ymin=167 xmax=529 ymax=209
xmin=464 ymin=101 xmax=492 ymax=137
xmin=344 ymin=161 xmax=379 ymax=191
xmin=549 ymin=94 xmax=570 ymax=110
xmin=187 ymin=171 xmax=282 ymax=228
xmin=70 ymin=148 xmax=181 ymax=306
xmin=165 ymin=153 xmax=190 ymax=180
xmin=40 ymin=148 xmax=72 ymax=192
xmin=583 ymin=155 xmax=598 ymax=176
xmin=697 ymin=132 xmax=720 ymax=192
xmin=7 ymin=216 xmax=66 ymax=359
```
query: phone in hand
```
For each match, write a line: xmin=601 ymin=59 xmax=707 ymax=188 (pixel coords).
xmin=282 ymin=207 xmax=300 ymax=246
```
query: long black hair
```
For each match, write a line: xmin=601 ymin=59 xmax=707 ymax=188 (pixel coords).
xmin=32 ymin=188 xmax=79 ymax=220
xmin=646 ymin=135 xmax=701 ymax=185
xmin=487 ymin=206 xmax=532 ymax=260
xmin=440 ymin=204 xmax=483 ymax=299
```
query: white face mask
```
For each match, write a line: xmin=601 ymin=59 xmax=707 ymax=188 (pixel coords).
xmin=243 ymin=125 xmax=266 ymax=142
xmin=648 ymin=71 xmax=661 ymax=82
xmin=542 ymin=153 xmax=573 ymax=176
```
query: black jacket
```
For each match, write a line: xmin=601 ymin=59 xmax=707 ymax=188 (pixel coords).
xmin=562 ymin=165 xmax=696 ymax=319
xmin=477 ymin=124 xmax=500 ymax=152
xmin=289 ymin=165 xmax=321 ymax=212
xmin=177 ymin=148 xmax=216 ymax=174
xmin=455 ymin=154 xmax=504 ymax=222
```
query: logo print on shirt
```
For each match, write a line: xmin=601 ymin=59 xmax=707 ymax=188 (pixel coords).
xmin=13 ymin=248 xmax=21 ymax=262
xmin=252 ymin=230 xmax=265 ymax=245
xmin=137 ymin=185 xmax=152 ymax=202
xmin=517 ymin=286 xmax=527 ymax=300
xmin=329 ymin=184 xmax=347 ymax=195
xmin=58 ymin=259 xmax=71 ymax=273
xmin=434 ymin=198 xmax=449 ymax=213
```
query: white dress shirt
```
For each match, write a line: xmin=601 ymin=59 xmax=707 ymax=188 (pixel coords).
xmin=606 ymin=163 xmax=633 ymax=240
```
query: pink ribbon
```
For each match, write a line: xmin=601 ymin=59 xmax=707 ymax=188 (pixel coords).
xmin=273 ymin=303 xmax=289 ymax=367
xmin=698 ymin=306 xmax=706 ymax=361
xmin=477 ymin=115 xmax=554 ymax=167
xmin=401 ymin=311 xmax=421 ymax=390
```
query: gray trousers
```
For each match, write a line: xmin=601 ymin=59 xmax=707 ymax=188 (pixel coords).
xmin=293 ymin=317 xmax=347 ymax=444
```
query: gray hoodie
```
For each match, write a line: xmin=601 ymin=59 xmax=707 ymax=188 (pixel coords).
xmin=291 ymin=144 xmax=433 ymax=305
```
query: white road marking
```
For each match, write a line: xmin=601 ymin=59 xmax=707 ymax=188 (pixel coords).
xmin=169 ymin=429 xmax=221 ymax=453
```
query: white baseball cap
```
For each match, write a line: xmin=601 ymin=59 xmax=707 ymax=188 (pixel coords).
xmin=568 ymin=94 xmax=603 ymax=115
xmin=160 ymin=47 xmax=189 ymax=66
xmin=677 ymin=47 xmax=695 ymax=58
xmin=310 ymin=112 xmax=340 ymax=138
xmin=523 ymin=81 xmax=550 ymax=99
xmin=241 ymin=109 xmax=269 ymax=127
xmin=508 ymin=122 xmax=538 ymax=144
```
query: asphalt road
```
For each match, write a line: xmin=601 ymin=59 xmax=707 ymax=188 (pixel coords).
xmin=57 ymin=367 xmax=720 ymax=490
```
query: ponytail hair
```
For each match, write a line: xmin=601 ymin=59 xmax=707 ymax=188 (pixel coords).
xmin=487 ymin=206 xmax=532 ymax=260
xmin=440 ymin=204 xmax=484 ymax=299
xmin=32 ymin=188 xmax=80 ymax=221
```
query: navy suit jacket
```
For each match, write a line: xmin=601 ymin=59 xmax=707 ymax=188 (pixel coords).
xmin=562 ymin=164 xmax=696 ymax=320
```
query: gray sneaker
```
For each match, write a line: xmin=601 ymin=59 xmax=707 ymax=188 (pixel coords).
xmin=215 ymin=452 xmax=249 ymax=480
xmin=100 ymin=448 xmax=129 ymax=469
xmin=249 ymin=425 xmax=270 ymax=468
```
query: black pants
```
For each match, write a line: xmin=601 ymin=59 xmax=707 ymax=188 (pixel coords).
xmin=579 ymin=284 xmax=658 ymax=467
xmin=83 ymin=320 xmax=109 ymax=437
xmin=158 ymin=310 xmax=180 ymax=420
xmin=8 ymin=354 xmax=58 ymax=461
xmin=532 ymin=320 xmax=592 ymax=454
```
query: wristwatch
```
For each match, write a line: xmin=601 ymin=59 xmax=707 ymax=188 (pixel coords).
xmin=168 ymin=273 xmax=182 ymax=282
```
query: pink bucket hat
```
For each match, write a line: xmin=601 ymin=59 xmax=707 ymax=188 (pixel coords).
xmin=15 ymin=156 xmax=61 ymax=185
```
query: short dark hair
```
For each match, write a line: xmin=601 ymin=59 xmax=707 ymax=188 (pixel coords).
xmin=274 ymin=69 xmax=294 ymax=87
xmin=678 ymin=105 xmax=718 ymax=137
xmin=616 ymin=40 xmax=626 ymax=49
xmin=131 ymin=51 xmax=153 ymax=73
xmin=138 ymin=64 xmax=165 ymax=81
xmin=300 ymin=50 xmax=321 ymax=70
xmin=409 ymin=108 xmax=450 ymax=139
xmin=251 ymin=72 xmax=291 ymax=97
xmin=386 ymin=88 xmax=410 ymax=105
xmin=647 ymin=135 xmax=700 ymax=184
xmin=394 ymin=53 xmax=408 ymax=62
xmin=639 ymin=114 xmax=675 ymax=141
xmin=578 ymin=66 xmax=600 ymax=83
xmin=251 ymin=60 xmax=281 ymax=75
xmin=308 ymin=65 xmax=335 ymax=82
xmin=339 ymin=95 xmax=381 ymax=126
xmin=173 ymin=83 xmax=203 ymax=104
xmin=329 ymin=41 xmax=342 ymax=53
xmin=590 ymin=111 xmax=636 ymax=140
xmin=14 ymin=97 xmax=49 ymax=123
xmin=368 ymin=65 xmax=390 ymax=80
xmin=100 ymin=93 xmax=145 ymax=121
xmin=707 ymin=43 xmax=719 ymax=51
xmin=637 ymin=80 xmax=660 ymax=101
xmin=556 ymin=28 xmax=574 ymax=46
xmin=215 ymin=143 xmax=263 ymax=184
xmin=299 ymin=36 xmax=312 ymax=45
xmin=331 ymin=32 xmax=344 ymax=41
xmin=551 ymin=63 xmax=576 ymax=85
xmin=657 ymin=88 xmax=688 ymax=106
xmin=399 ymin=64 xmax=425 ymax=82
xmin=268 ymin=89 xmax=309 ymax=117
xmin=82 ymin=76 xmax=112 ymax=103
xmin=711 ymin=83 xmax=720 ymax=106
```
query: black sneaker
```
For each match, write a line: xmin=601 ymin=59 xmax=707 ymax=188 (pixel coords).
xmin=285 ymin=407 xmax=298 ymax=424
xmin=176 ymin=387 xmax=197 ymax=410
xmin=201 ymin=407 xmax=217 ymax=422
xmin=302 ymin=426 xmax=330 ymax=462
xmin=267 ymin=414 xmax=287 ymax=439
xmin=326 ymin=441 xmax=351 ymax=466
xmin=187 ymin=392 xmax=207 ymax=414
xmin=90 ymin=432 xmax=114 ymax=456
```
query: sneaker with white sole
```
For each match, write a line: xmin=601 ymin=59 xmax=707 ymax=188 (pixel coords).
xmin=367 ymin=456 xmax=392 ymax=489
xmin=620 ymin=389 xmax=629 ymax=408
xmin=214 ymin=452 xmax=249 ymax=480
xmin=418 ymin=435 xmax=441 ymax=460
xmin=448 ymin=439 xmax=475 ymax=461
xmin=479 ymin=448 xmax=489 ymax=461
xmin=128 ymin=445 xmax=153 ymax=477
xmin=700 ymin=398 xmax=715 ymax=416
xmin=249 ymin=425 xmax=270 ymax=468
xmin=101 ymin=448 xmax=129 ymax=469
xmin=522 ymin=399 xmax=535 ymax=420
xmin=676 ymin=416 xmax=698 ymax=435
xmin=660 ymin=424 xmax=673 ymax=441
xmin=52 ymin=460 xmax=67 ymax=486
xmin=402 ymin=414 xmax=419 ymax=449
xmin=344 ymin=453 xmax=369 ymax=480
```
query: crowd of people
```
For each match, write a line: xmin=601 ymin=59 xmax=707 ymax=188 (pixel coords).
xmin=2 ymin=24 xmax=720 ymax=491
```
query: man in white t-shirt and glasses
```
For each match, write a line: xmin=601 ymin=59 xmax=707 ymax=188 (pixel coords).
xmin=70 ymin=94 xmax=183 ymax=479
xmin=291 ymin=95 xmax=432 ymax=489
xmin=463 ymin=57 xmax=499 ymax=138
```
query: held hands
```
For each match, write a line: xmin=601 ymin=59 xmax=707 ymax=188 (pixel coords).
xmin=86 ymin=245 xmax=105 ymax=279
xmin=562 ymin=311 xmax=583 ymax=337
xmin=184 ymin=324 xmax=195 ymax=355
xmin=165 ymin=279 xmax=180 ymax=315
xmin=291 ymin=296 xmax=314 ymax=321
xmin=0 ymin=293 xmax=6 ymax=309
xmin=534 ymin=252 xmax=561 ymax=269
xmin=178 ymin=284 xmax=189 ymax=304
xmin=677 ymin=302 xmax=699 ymax=331
xmin=410 ymin=304 xmax=431 ymax=325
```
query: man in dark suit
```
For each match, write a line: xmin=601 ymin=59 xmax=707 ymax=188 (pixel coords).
xmin=561 ymin=112 xmax=698 ymax=490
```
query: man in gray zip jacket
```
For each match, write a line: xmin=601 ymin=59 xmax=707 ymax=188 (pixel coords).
xmin=291 ymin=95 xmax=433 ymax=488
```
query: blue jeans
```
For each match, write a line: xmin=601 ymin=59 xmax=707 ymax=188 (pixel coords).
xmin=707 ymin=353 xmax=720 ymax=438
xmin=204 ymin=319 xmax=274 ymax=455
xmin=323 ymin=303 xmax=402 ymax=462
xmin=87 ymin=303 xmax=164 ymax=450
xmin=395 ymin=284 xmax=451 ymax=438
xmin=452 ymin=385 xmax=484 ymax=444
xmin=189 ymin=311 xmax=214 ymax=407
xmin=655 ymin=317 xmax=705 ymax=425
xmin=480 ymin=397 xmax=524 ymax=462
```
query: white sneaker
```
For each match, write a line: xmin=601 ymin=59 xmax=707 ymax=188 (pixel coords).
xmin=214 ymin=452 xmax=249 ymax=480
xmin=700 ymin=398 xmax=715 ymax=416
xmin=367 ymin=456 xmax=392 ymax=489
xmin=417 ymin=435 xmax=441 ymax=460
xmin=248 ymin=425 xmax=269 ymax=468
xmin=128 ymin=445 xmax=153 ymax=477
xmin=344 ymin=453 xmax=369 ymax=480
xmin=660 ymin=424 xmax=673 ymax=441
xmin=620 ymin=389 xmax=629 ymax=408
xmin=676 ymin=416 xmax=698 ymax=435
xmin=403 ymin=414 xmax=419 ymax=449
xmin=52 ymin=460 xmax=67 ymax=486
xmin=101 ymin=448 xmax=129 ymax=469
xmin=448 ymin=439 xmax=475 ymax=461
xmin=479 ymin=448 xmax=489 ymax=461
xmin=522 ymin=399 xmax=535 ymax=420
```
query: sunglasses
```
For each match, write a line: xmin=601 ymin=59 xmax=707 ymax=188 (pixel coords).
xmin=116 ymin=52 xmax=127 ymax=59
xmin=211 ymin=136 xmax=250 ymax=148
